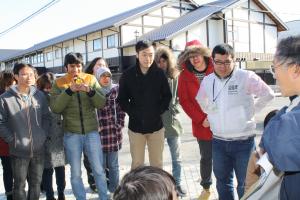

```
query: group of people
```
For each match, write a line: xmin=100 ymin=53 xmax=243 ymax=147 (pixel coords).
xmin=0 ymin=35 xmax=300 ymax=200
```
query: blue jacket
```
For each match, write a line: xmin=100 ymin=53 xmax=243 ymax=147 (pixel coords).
xmin=261 ymin=103 xmax=300 ymax=199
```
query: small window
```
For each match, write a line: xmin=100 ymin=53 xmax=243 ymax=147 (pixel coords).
xmin=64 ymin=47 xmax=70 ymax=54
xmin=46 ymin=52 xmax=53 ymax=61
xmin=55 ymin=49 xmax=61 ymax=59
xmin=107 ymin=35 xmax=116 ymax=48
xmin=93 ymin=38 xmax=102 ymax=51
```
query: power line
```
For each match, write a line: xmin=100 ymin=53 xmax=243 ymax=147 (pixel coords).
xmin=0 ymin=0 xmax=60 ymax=38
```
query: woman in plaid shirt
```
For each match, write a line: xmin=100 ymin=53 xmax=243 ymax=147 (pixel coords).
xmin=95 ymin=67 xmax=125 ymax=193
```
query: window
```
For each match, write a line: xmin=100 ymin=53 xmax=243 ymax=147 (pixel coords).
xmin=55 ymin=49 xmax=61 ymax=59
xmin=46 ymin=52 xmax=53 ymax=61
xmin=33 ymin=55 xmax=37 ymax=64
xmin=64 ymin=47 xmax=70 ymax=54
xmin=93 ymin=38 xmax=102 ymax=51
xmin=107 ymin=35 xmax=116 ymax=48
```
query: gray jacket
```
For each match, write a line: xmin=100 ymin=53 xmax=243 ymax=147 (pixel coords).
xmin=0 ymin=86 xmax=51 ymax=158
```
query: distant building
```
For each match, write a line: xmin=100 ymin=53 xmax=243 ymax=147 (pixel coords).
xmin=0 ymin=0 xmax=287 ymax=83
xmin=279 ymin=20 xmax=300 ymax=39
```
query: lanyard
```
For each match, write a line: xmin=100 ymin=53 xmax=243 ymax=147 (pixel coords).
xmin=212 ymin=76 xmax=232 ymax=102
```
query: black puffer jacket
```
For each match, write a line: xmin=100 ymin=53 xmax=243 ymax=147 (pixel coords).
xmin=117 ymin=63 xmax=172 ymax=133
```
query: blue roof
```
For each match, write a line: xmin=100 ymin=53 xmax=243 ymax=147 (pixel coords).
xmin=1 ymin=0 xmax=168 ymax=61
xmin=123 ymin=0 xmax=239 ymax=47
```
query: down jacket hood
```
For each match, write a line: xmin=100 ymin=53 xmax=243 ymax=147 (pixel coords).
xmin=177 ymin=45 xmax=211 ymax=69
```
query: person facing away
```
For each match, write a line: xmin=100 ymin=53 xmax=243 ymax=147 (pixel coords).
xmin=0 ymin=71 xmax=15 ymax=200
xmin=117 ymin=40 xmax=172 ymax=169
xmin=113 ymin=166 xmax=178 ymax=200
xmin=84 ymin=56 xmax=109 ymax=192
xmin=95 ymin=66 xmax=125 ymax=193
xmin=49 ymin=52 xmax=108 ymax=200
xmin=260 ymin=35 xmax=300 ymax=200
xmin=0 ymin=63 xmax=51 ymax=200
xmin=154 ymin=46 xmax=186 ymax=197
xmin=177 ymin=39 xmax=214 ymax=200
xmin=196 ymin=43 xmax=274 ymax=199
xmin=244 ymin=109 xmax=278 ymax=193
xmin=37 ymin=72 xmax=66 ymax=200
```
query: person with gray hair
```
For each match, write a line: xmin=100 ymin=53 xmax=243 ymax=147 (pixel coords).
xmin=261 ymin=35 xmax=300 ymax=200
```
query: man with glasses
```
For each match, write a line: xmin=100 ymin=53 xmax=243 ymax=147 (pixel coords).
xmin=0 ymin=63 xmax=51 ymax=200
xmin=196 ymin=44 xmax=274 ymax=200
xmin=261 ymin=36 xmax=300 ymax=199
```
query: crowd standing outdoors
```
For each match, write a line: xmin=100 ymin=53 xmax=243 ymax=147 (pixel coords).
xmin=0 ymin=36 xmax=300 ymax=200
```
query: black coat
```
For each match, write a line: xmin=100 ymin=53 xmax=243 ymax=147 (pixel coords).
xmin=117 ymin=63 xmax=172 ymax=133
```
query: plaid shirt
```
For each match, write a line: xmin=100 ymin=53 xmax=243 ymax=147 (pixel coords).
xmin=98 ymin=85 xmax=125 ymax=152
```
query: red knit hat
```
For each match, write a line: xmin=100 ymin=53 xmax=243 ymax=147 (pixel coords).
xmin=185 ymin=40 xmax=202 ymax=49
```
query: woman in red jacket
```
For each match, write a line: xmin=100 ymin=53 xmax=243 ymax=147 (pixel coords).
xmin=0 ymin=71 xmax=15 ymax=200
xmin=178 ymin=40 xmax=214 ymax=200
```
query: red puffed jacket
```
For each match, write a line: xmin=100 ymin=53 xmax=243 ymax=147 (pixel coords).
xmin=178 ymin=47 xmax=214 ymax=140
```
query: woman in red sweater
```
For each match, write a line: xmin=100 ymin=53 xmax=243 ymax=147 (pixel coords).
xmin=178 ymin=40 xmax=214 ymax=200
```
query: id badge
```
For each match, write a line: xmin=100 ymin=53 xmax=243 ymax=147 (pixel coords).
xmin=209 ymin=102 xmax=218 ymax=113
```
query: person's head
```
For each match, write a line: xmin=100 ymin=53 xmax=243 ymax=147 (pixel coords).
xmin=95 ymin=67 xmax=112 ymax=87
xmin=135 ymin=40 xmax=155 ymax=69
xmin=212 ymin=44 xmax=235 ymax=78
xmin=271 ymin=36 xmax=300 ymax=97
xmin=155 ymin=46 xmax=179 ymax=78
xmin=36 ymin=72 xmax=55 ymax=93
xmin=85 ymin=57 xmax=108 ymax=75
xmin=113 ymin=166 xmax=178 ymax=200
xmin=0 ymin=71 xmax=15 ymax=92
xmin=263 ymin=109 xmax=278 ymax=128
xmin=13 ymin=63 xmax=36 ymax=88
xmin=178 ymin=40 xmax=211 ymax=72
xmin=64 ymin=52 xmax=84 ymax=77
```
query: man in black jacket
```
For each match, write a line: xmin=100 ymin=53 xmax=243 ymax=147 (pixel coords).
xmin=118 ymin=40 xmax=172 ymax=169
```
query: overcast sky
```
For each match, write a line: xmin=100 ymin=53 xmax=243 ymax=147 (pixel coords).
xmin=0 ymin=0 xmax=299 ymax=49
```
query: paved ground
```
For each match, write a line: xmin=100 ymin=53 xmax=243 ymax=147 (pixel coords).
xmin=0 ymin=96 xmax=289 ymax=200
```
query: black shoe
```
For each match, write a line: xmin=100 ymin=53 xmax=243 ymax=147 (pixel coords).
xmin=90 ymin=184 xmax=98 ymax=193
xmin=58 ymin=193 xmax=65 ymax=200
xmin=176 ymin=185 xmax=187 ymax=197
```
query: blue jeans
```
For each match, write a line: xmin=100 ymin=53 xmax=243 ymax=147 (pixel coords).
xmin=64 ymin=131 xmax=108 ymax=200
xmin=103 ymin=152 xmax=119 ymax=193
xmin=212 ymin=137 xmax=255 ymax=200
xmin=166 ymin=137 xmax=182 ymax=186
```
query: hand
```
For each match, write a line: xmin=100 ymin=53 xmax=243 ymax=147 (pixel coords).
xmin=202 ymin=117 xmax=210 ymax=128
xmin=77 ymin=84 xmax=91 ymax=93
xmin=70 ymin=82 xmax=81 ymax=92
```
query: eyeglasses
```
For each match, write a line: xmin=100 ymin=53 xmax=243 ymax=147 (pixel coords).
xmin=189 ymin=54 xmax=201 ymax=60
xmin=269 ymin=64 xmax=285 ymax=76
xmin=213 ymin=60 xmax=232 ymax=67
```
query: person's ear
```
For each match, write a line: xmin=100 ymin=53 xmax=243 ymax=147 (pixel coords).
xmin=136 ymin=53 xmax=139 ymax=59
xmin=290 ymin=64 xmax=300 ymax=79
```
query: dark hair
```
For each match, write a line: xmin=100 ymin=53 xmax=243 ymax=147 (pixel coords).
xmin=212 ymin=44 xmax=235 ymax=59
xmin=135 ymin=40 xmax=155 ymax=53
xmin=113 ymin=166 xmax=176 ymax=200
xmin=84 ymin=57 xmax=107 ymax=75
xmin=36 ymin=72 xmax=54 ymax=90
xmin=0 ymin=71 xmax=15 ymax=92
xmin=263 ymin=109 xmax=278 ymax=128
xmin=13 ymin=62 xmax=35 ymax=75
xmin=64 ymin=52 xmax=83 ymax=68
xmin=275 ymin=36 xmax=300 ymax=66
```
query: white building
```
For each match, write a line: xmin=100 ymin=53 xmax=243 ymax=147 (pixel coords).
xmin=0 ymin=0 xmax=287 ymax=76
